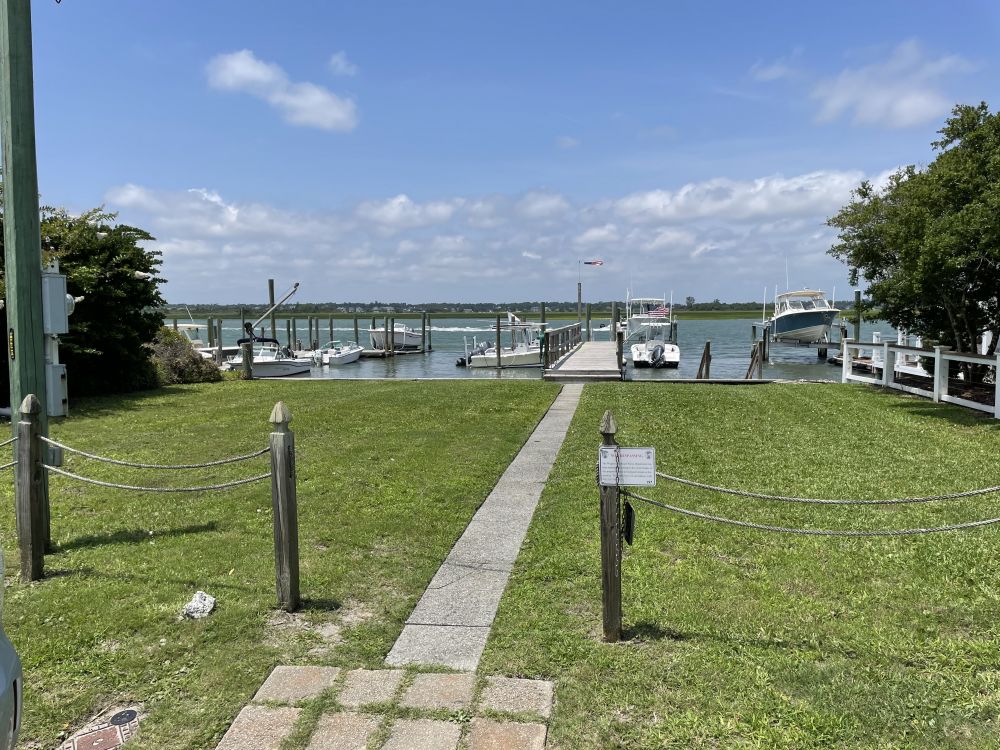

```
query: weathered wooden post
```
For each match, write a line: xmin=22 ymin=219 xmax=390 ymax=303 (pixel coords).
xmin=388 ymin=316 xmax=395 ymax=357
xmin=599 ymin=410 xmax=622 ymax=642
xmin=853 ymin=289 xmax=862 ymax=342
xmin=328 ymin=316 xmax=333 ymax=343
xmin=240 ymin=341 xmax=253 ymax=380
xmin=426 ymin=314 xmax=433 ymax=351
xmin=268 ymin=401 xmax=300 ymax=611
xmin=206 ymin=317 xmax=214 ymax=348
xmin=585 ymin=303 xmax=592 ymax=342
xmin=420 ymin=312 xmax=427 ymax=352
xmin=292 ymin=317 xmax=299 ymax=351
xmin=540 ymin=302 xmax=546 ymax=328
xmin=353 ymin=316 xmax=360 ymax=346
xmin=16 ymin=394 xmax=43 ymax=582
xmin=268 ymin=278 xmax=277 ymax=339
xmin=611 ymin=302 xmax=618 ymax=341
xmin=215 ymin=319 xmax=224 ymax=365
xmin=172 ymin=318 xmax=178 ymax=331
xmin=285 ymin=319 xmax=292 ymax=349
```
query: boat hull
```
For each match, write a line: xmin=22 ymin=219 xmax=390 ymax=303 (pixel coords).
xmin=369 ymin=329 xmax=422 ymax=351
xmin=468 ymin=349 xmax=541 ymax=368
xmin=771 ymin=310 xmax=838 ymax=343
xmin=630 ymin=342 xmax=680 ymax=368
xmin=229 ymin=360 xmax=311 ymax=377
xmin=324 ymin=348 xmax=362 ymax=366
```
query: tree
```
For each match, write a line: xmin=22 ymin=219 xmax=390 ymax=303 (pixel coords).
xmin=828 ymin=103 xmax=1000 ymax=357
xmin=685 ymin=296 xmax=695 ymax=308
xmin=0 ymin=199 xmax=166 ymax=398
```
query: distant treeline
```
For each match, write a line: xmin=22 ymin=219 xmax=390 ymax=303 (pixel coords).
xmin=163 ymin=298 xmax=861 ymax=317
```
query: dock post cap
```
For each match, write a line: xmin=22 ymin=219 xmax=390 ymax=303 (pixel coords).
xmin=19 ymin=393 xmax=40 ymax=416
xmin=599 ymin=410 xmax=617 ymax=436
xmin=269 ymin=401 xmax=292 ymax=430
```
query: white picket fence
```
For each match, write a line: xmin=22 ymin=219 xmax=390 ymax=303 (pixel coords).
xmin=842 ymin=340 xmax=1000 ymax=418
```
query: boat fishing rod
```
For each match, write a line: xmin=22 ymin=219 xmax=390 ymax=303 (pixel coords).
xmin=249 ymin=282 xmax=300 ymax=329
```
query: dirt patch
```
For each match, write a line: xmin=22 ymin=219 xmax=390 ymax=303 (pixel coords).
xmin=265 ymin=599 xmax=375 ymax=657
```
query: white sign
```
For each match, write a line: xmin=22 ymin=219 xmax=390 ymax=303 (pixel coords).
xmin=599 ymin=447 xmax=656 ymax=487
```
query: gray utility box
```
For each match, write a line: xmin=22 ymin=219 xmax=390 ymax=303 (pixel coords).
xmin=42 ymin=271 xmax=70 ymax=335
xmin=46 ymin=363 xmax=68 ymax=417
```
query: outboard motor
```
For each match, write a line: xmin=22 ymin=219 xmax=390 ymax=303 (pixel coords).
xmin=651 ymin=344 xmax=665 ymax=367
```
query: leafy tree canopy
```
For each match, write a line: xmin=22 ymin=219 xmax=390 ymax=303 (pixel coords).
xmin=0 ymin=195 xmax=166 ymax=397
xmin=828 ymin=102 xmax=1000 ymax=354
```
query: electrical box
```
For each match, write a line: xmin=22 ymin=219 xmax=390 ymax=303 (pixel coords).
xmin=42 ymin=271 xmax=69 ymax=335
xmin=46 ymin=363 xmax=68 ymax=417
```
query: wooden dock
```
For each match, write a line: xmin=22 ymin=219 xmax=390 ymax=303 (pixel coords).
xmin=544 ymin=341 xmax=623 ymax=381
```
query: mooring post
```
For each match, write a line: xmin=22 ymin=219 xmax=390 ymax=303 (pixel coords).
xmin=268 ymin=278 xmax=277 ymax=339
xmin=421 ymin=312 xmax=427 ymax=353
xmin=240 ymin=341 xmax=253 ymax=380
xmin=427 ymin=314 xmax=433 ymax=351
xmin=353 ymin=316 xmax=359 ymax=346
xmin=496 ymin=314 xmax=502 ymax=369
xmin=268 ymin=401 xmax=300 ymax=611
xmin=172 ymin=318 xmax=178 ymax=331
xmin=215 ymin=319 xmax=224 ymax=365
xmin=388 ymin=316 xmax=395 ymax=357
xmin=206 ymin=317 xmax=214 ymax=348
xmin=599 ymin=409 xmax=622 ymax=642
xmin=853 ymin=289 xmax=862 ymax=342
xmin=16 ymin=394 xmax=43 ymax=582
xmin=586 ymin=303 xmax=592 ymax=341
xmin=328 ymin=316 xmax=333 ymax=343
xmin=285 ymin=319 xmax=292 ymax=350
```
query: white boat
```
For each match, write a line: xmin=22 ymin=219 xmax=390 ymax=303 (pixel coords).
xmin=466 ymin=313 xmax=543 ymax=368
xmin=369 ymin=323 xmax=422 ymax=351
xmin=311 ymin=341 xmax=363 ymax=366
xmin=624 ymin=295 xmax=680 ymax=368
xmin=771 ymin=290 xmax=840 ymax=343
xmin=223 ymin=340 xmax=312 ymax=377
xmin=175 ymin=323 xmax=241 ymax=360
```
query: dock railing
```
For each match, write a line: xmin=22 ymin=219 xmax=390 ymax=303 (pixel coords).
xmin=543 ymin=322 xmax=582 ymax=368
xmin=842 ymin=340 xmax=1000 ymax=418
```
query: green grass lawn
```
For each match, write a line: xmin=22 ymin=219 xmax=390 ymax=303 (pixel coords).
xmin=0 ymin=379 xmax=558 ymax=749
xmin=481 ymin=383 xmax=1000 ymax=749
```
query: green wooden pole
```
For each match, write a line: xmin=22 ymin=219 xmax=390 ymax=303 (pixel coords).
xmin=1 ymin=0 xmax=49 ymax=549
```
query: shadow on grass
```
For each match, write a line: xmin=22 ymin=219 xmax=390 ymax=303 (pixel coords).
xmin=299 ymin=597 xmax=343 ymax=613
xmin=886 ymin=394 xmax=1000 ymax=429
xmin=56 ymin=522 xmax=219 ymax=552
xmin=623 ymin=622 xmax=690 ymax=643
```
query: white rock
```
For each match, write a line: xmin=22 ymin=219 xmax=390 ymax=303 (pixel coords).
xmin=181 ymin=590 xmax=216 ymax=619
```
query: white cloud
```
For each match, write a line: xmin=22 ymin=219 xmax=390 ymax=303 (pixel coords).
xmin=750 ymin=49 xmax=804 ymax=82
xmin=614 ymin=170 xmax=863 ymax=223
xmin=522 ymin=250 xmax=542 ymax=260
xmin=356 ymin=194 xmax=460 ymax=230
xmin=514 ymin=191 xmax=570 ymax=220
xmin=812 ymin=40 xmax=974 ymax=128
xmin=206 ymin=49 xmax=358 ymax=131
xmin=556 ymin=135 xmax=580 ymax=149
xmin=328 ymin=51 xmax=358 ymax=77
xmin=575 ymin=224 xmax=619 ymax=245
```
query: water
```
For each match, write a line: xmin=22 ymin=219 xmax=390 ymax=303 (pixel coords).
xmin=173 ymin=317 xmax=895 ymax=381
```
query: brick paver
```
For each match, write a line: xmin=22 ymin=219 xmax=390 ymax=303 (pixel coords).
xmin=253 ymin=666 xmax=340 ymax=704
xmin=480 ymin=676 xmax=554 ymax=718
xmin=338 ymin=668 xmax=404 ymax=708
xmin=215 ymin=705 xmax=301 ymax=750
xmin=305 ymin=712 xmax=380 ymax=750
xmin=467 ymin=718 xmax=547 ymax=750
xmin=400 ymin=673 xmax=476 ymax=711
xmin=381 ymin=718 xmax=461 ymax=750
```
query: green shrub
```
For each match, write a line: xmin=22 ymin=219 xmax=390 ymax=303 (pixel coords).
xmin=149 ymin=327 xmax=222 ymax=385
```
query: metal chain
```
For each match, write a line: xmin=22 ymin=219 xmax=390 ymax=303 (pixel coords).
xmin=623 ymin=489 xmax=1000 ymax=537
xmin=40 ymin=436 xmax=270 ymax=470
xmin=0 ymin=436 xmax=16 ymax=449
xmin=656 ymin=471 xmax=1000 ymax=506
xmin=43 ymin=464 xmax=271 ymax=492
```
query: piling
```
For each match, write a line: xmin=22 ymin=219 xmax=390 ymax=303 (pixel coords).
xmin=206 ymin=317 xmax=215 ymax=348
xmin=240 ymin=307 xmax=246 ymax=332
xmin=268 ymin=279 xmax=277 ymax=339
xmin=540 ymin=302 xmax=546 ymax=327
xmin=853 ymin=289 xmax=862 ymax=342
xmin=286 ymin=319 xmax=292 ymax=349
xmin=353 ymin=316 xmax=360 ymax=346
xmin=240 ymin=341 xmax=253 ymax=380
xmin=611 ymin=302 xmax=618 ymax=341
xmin=427 ymin=315 xmax=433 ymax=351
xmin=586 ymin=303 xmax=592 ymax=341
xmin=172 ymin=318 xmax=178 ymax=331
xmin=496 ymin=313 xmax=502 ymax=369
xmin=383 ymin=316 xmax=390 ymax=357
xmin=215 ymin=319 xmax=224 ymax=365
xmin=16 ymin=395 xmax=43 ymax=582
xmin=268 ymin=402 xmax=300 ymax=612
xmin=421 ymin=312 xmax=427 ymax=352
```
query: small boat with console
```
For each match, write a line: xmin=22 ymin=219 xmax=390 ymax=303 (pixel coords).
xmin=369 ymin=322 xmax=421 ymax=351
xmin=311 ymin=340 xmax=363 ymax=366
xmin=465 ymin=313 xmax=543 ymax=368
xmin=624 ymin=295 xmax=680 ymax=368
xmin=176 ymin=323 xmax=241 ymax=360
xmin=770 ymin=290 xmax=840 ymax=343
xmin=224 ymin=339 xmax=312 ymax=377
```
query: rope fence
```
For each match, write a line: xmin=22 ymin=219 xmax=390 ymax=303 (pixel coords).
xmin=40 ymin=435 xmax=270 ymax=470
xmin=43 ymin=464 xmax=271 ymax=493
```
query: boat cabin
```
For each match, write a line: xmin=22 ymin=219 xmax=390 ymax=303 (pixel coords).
xmin=774 ymin=290 xmax=835 ymax=315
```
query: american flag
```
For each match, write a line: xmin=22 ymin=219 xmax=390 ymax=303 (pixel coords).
xmin=648 ymin=305 xmax=670 ymax=317
xmin=583 ymin=259 xmax=604 ymax=266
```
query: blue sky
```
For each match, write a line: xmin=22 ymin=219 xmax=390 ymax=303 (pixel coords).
xmin=27 ymin=1 xmax=1000 ymax=303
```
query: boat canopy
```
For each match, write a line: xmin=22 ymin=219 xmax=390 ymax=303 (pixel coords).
xmin=774 ymin=290 xmax=838 ymax=313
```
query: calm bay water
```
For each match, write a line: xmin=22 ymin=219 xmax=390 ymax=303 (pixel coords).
xmin=178 ymin=317 xmax=895 ymax=381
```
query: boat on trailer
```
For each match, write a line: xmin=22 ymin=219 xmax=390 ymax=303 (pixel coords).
xmin=770 ymin=290 xmax=840 ymax=344
xmin=624 ymin=295 xmax=680 ymax=368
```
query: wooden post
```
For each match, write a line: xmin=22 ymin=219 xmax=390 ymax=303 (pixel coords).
xmin=586 ymin=303 xmax=592 ymax=341
xmin=15 ymin=394 xmax=43 ymax=581
xmin=853 ymin=289 xmax=862 ymax=342
xmin=286 ymin=319 xmax=292 ymax=349
xmin=292 ymin=317 xmax=299 ymax=350
xmin=268 ymin=279 xmax=276 ymax=339
xmin=240 ymin=341 xmax=253 ymax=380
xmin=328 ymin=316 xmax=333 ymax=343
xmin=611 ymin=302 xmax=618 ymax=341
xmin=353 ymin=316 xmax=359 ymax=346
xmin=599 ymin=410 xmax=622 ymax=642
xmin=172 ymin=318 xmax=178 ymax=331
xmin=496 ymin=314 xmax=502 ymax=369
xmin=427 ymin=314 xmax=433 ymax=351
xmin=268 ymin=402 xmax=300 ymax=611
xmin=382 ymin=316 xmax=389 ymax=355
xmin=540 ymin=302 xmax=546 ymax=328
xmin=215 ymin=319 xmax=224 ymax=365
xmin=206 ymin=317 xmax=214 ymax=348
xmin=388 ymin=317 xmax=395 ymax=357
xmin=240 ymin=306 xmax=246 ymax=333
xmin=577 ymin=281 xmax=582 ymax=326
xmin=935 ymin=348 xmax=949 ymax=401
xmin=421 ymin=312 xmax=427 ymax=352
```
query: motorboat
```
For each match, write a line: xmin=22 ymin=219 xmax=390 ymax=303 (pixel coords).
xmin=624 ymin=295 xmax=680 ymax=368
xmin=223 ymin=338 xmax=312 ymax=378
xmin=465 ymin=313 xmax=542 ymax=368
xmin=175 ymin=323 xmax=241 ymax=360
xmin=369 ymin=323 xmax=422 ymax=351
xmin=771 ymin=290 xmax=840 ymax=343
xmin=311 ymin=340 xmax=363 ymax=366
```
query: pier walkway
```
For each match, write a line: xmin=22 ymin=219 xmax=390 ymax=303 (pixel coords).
xmin=543 ymin=341 xmax=622 ymax=381
xmin=385 ymin=383 xmax=583 ymax=671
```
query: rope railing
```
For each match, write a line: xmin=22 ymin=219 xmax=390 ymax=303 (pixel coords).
xmin=0 ymin=461 xmax=14 ymax=472
xmin=655 ymin=471 xmax=1000 ymax=506
xmin=622 ymin=489 xmax=1000 ymax=537
xmin=39 ymin=436 xmax=270 ymax=469
xmin=0 ymin=436 xmax=17 ymax=449
xmin=43 ymin=464 xmax=272 ymax=493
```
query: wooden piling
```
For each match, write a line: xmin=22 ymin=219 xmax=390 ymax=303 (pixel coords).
xmin=421 ymin=312 xmax=427 ymax=352
xmin=611 ymin=302 xmax=618 ymax=341
xmin=599 ymin=409 xmax=622 ymax=642
xmin=696 ymin=341 xmax=712 ymax=379
xmin=353 ymin=316 xmax=359 ymax=346
xmin=268 ymin=278 xmax=276 ymax=339
xmin=240 ymin=307 xmax=246 ymax=332
xmin=215 ymin=319 xmax=224 ymax=365
xmin=383 ymin=316 xmax=390 ymax=356
xmin=240 ymin=341 xmax=253 ymax=380
xmin=16 ymin=394 xmax=43 ymax=582
xmin=427 ymin=315 xmax=433 ymax=351
xmin=328 ymin=316 xmax=333 ymax=343
xmin=496 ymin=314 xmax=502 ymax=369
xmin=206 ymin=317 xmax=214 ymax=348
xmin=853 ymin=289 xmax=862 ymax=342
xmin=268 ymin=402 xmax=300 ymax=611
xmin=286 ymin=319 xmax=292 ymax=349
xmin=172 ymin=318 xmax=178 ymax=331
xmin=586 ymin=303 xmax=592 ymax=342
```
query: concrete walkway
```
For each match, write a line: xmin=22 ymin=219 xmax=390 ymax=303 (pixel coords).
xmin=385 ymin=384 xmax=583 ymax=671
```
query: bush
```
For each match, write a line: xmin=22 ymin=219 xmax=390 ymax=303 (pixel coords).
xmin=149 ymin=328 xmax=222 ymax=385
